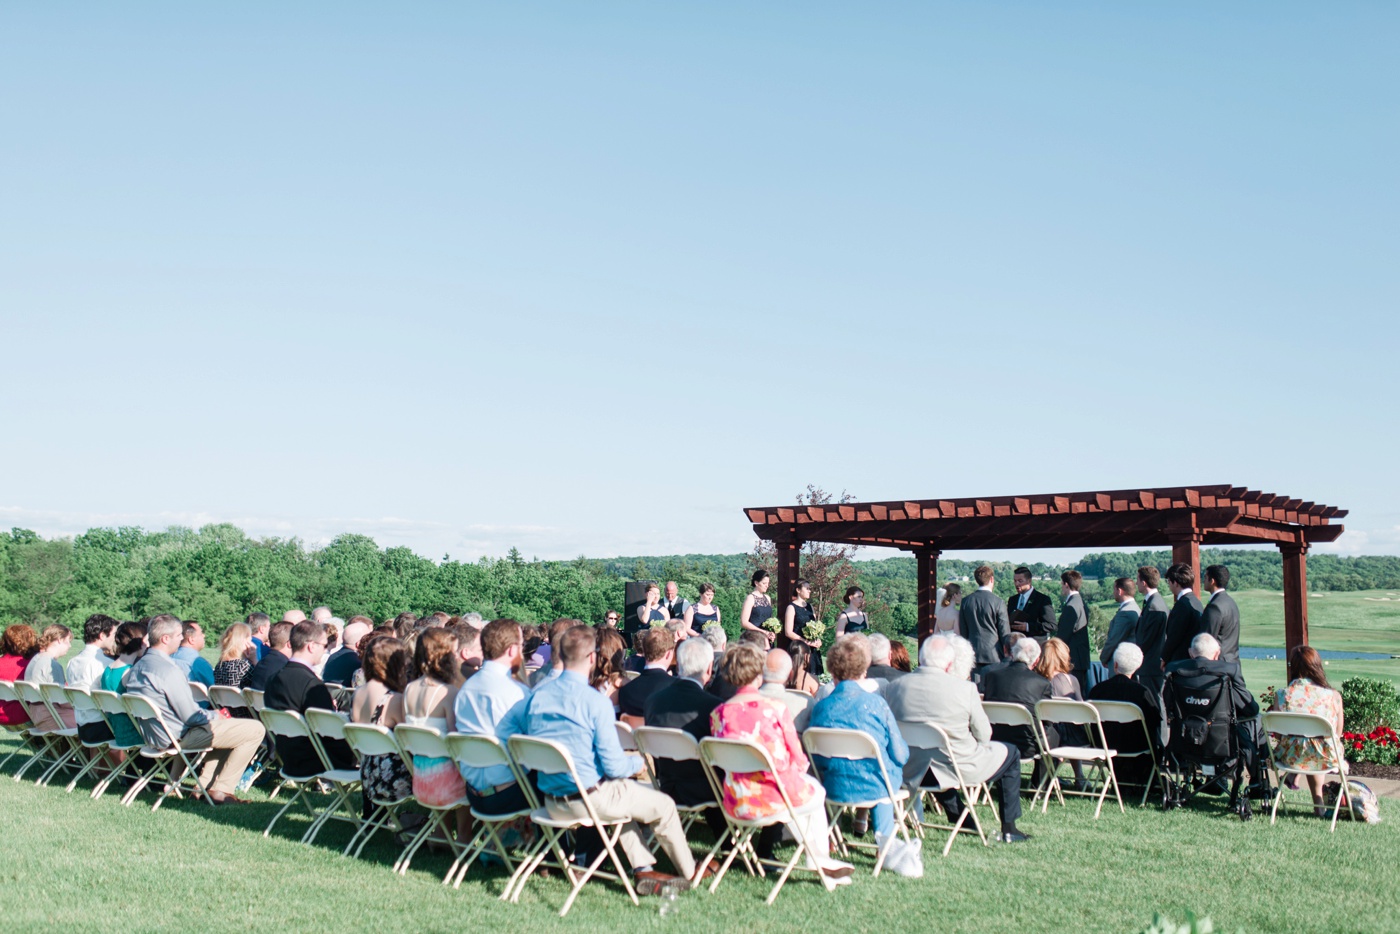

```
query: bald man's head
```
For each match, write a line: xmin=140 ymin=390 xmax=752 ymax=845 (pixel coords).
xmin=763 ymin=648 xmax=793 ymax=684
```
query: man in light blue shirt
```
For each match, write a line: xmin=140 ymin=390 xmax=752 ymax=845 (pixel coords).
xmin=498 ymin=625 xmax=698 ymax=894
xmin=453 ymin=619 xmax=531 ymax=815
xmin=171 ymin=621 xmax=216 ymax=687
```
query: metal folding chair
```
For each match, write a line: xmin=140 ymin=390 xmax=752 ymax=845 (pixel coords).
xmin=802 ymin=726 xmax=916 ymax=876
xmin=120 ymin=693 xmax=216 ymax=810
xmin=341 ymin=723 xmax=417 ymax=860
xmin=1262 ymin=711 xmax=1354 ymax=832
xmin=61 ymin=687 xmax=112 ymax=793
xmin=303 ymin=707 xmax=366 ymax=846
xmin=88 ymin=689 xmax=148 ymax=800
xmin=188 ymin=681 xmax=212 ymax=707
xmin=632 ymin=726 xmax=721 ymax=836
xmin=208 ymin=685 xmax=248 ymax=713
xmin=393 ymin=725 xmax=471 ymax=880
xmin=981 ymin=700 xmax=1062 ymax=808
xmin=778 ymin=690 xmax=813 ymax=722
xmin=896 ymin=720 xmax=991 ymax=856
xmin=1089 ymin=699 xmax=1167 ymax=807
xmin=0 ymin=680 xmax=52 ymax=779
xmin=1035 ymin=699 xmax=1124 ymax=819
xmin=443 ymin=732 xmax=534 ymax=890
xmin=22 ymin=682 xmax=80 ymax=787
xmin=258 ymin=708 xmax=341 ymax=842
xmin=505 ymin=734 xmax=640 ymax=917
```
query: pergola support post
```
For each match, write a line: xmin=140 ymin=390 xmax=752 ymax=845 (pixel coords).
xmin=1169 ymin=534 xmax=1202 ymax=596
xmin=774 ymin=538 xmax=801 ymax=634
xmin=1280 ymin=541 xmax=1310 ymax=679
xmin=915 ymin=546 xmax=940 ymax=649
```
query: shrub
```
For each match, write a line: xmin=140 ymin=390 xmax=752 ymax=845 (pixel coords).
xmin=1339 ymin=677 xmax=1400 ymax=733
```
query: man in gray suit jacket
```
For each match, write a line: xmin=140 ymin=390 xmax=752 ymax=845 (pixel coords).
xmin=958 ymin=565 xmax=1010 ymax=669
xmin=1092 ymin=577 xmax=1141 ymax=692
xmin=1057 ymin=570 xmax=1091 ymax=691
xmin=884 ymin=634 xmax=1029 ymax=843
xmin=1199 ymin=565 xmax=1241 ymax=669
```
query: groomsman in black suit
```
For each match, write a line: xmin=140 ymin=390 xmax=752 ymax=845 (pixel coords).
xmin=1160 ymin=562 xmax=1204 ymax=668
xmin=1133 ymin=566 xmax=1169 ymax=677
xmin=1199 ymin=565 xmax=1241 ymax=670
xmin=1056 ymin=571 xmax=1091 ymax=692
xmin=1008 ymin=566 xmax=1057 ymax=645
xmin=959 ymin=565 xmax=1010 ymax=669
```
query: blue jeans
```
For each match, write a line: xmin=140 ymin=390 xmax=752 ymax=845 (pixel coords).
xmin=871 ymin=802 xmax=894 ymax=838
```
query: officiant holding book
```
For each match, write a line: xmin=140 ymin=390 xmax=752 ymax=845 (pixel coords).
xmin=1007 ymin=566 xmax=1056 ymax=645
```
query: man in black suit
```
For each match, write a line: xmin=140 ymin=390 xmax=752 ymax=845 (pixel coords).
xmin=1007 ymin=566 xmax=1056 ymax=645
xmin=1056 ymin=570 xmax=1091 ymax=692
xmin=242 ymin=621 xmax=293 ymax=691
xmin=1199 ymin=565 xmax=1240 ymax=670
xmin=265 ymin=621 xmax=356 ymax=777
xmin=643 ymin=636 xmax=725 ymax=839
xmin=618 ymin=628 xmax=676 ymax=725
xmin=1087 ymin=642 xmax=1160 ymax=784
xmin=981 ymin=637 xmax=1057 ymax=774
xmin=1160 ymin=563 xmax=1204 ymax=667
xmin=959 ymin=565 xmax=1010 ymax=669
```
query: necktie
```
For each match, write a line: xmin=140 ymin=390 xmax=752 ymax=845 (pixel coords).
xmin=1018 ymin=592 xmax=1028 ymax=611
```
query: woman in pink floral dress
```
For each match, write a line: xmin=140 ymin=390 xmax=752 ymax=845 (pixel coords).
xmin=1270 ymin=646 xmax=1346 ymax=816
xmin=709 ymin=644 xmax=853 ymax=882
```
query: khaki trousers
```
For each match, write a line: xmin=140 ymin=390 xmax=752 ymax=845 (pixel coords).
xmin=544 ymin=779 xmax=696 ymax=878
xmin=182 ymin=717 xmax=266 ymax=796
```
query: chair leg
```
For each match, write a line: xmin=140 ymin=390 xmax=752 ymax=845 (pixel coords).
xmin=64 ymin=747 xmax=107 ymax=793
xmin=558 ymin=823 xmax=638 ymax=917
xmin=503 ymin=828 xmax=556 ymax=902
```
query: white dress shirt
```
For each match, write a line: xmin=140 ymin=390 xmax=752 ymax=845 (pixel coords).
xmin=66 ymin=644 xmax=113 ymax=726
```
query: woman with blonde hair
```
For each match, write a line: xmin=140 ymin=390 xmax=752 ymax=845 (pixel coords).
xmin=213 ymin=623 xmax=255 ymax=687
xmin=1035 ymin=636 xmax=1086 ymax=787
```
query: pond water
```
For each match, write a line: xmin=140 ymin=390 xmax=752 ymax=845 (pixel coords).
xmin=1238 ymin=646 xmax=1393 ymax=660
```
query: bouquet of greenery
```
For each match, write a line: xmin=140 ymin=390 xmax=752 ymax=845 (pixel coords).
xmin=762 ymin=618 xmax=783 ymax=634
xmin=649 ymin=618 xmax=670 ymax=630
xmin=802 ymin=621 xmax=826 ymax=643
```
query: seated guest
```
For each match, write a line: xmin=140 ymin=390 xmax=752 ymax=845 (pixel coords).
xmin=785 ymin=643 xmax=820 ymax=696
xmin=865 ymin=634 xmax=908 ymax=683
xmin=759 ymin=649 xmax=793 ymax=699
xmin=885 ymin=635 xmax=1030 ymax=842
xmin=702 ymin=625 xmax=734 ymax=700
xmin=125 ymin=615 xmax=266 ymax=804
xmin=68 ymin=615 xmax=119 ymax=746
xmin=452 ymin=622 xmax=483 ymax=681
xmin=266 ymin=621 xmax=357 ymax=777
xmin=351 ymin=636 xmax=412 ymax=817
xmin=242 ymin=622 xmax=294 ymax=691
xmin=623 ymin=629 xmax=650 ymax=675
xmin=322 ymin=617 xmax=373 ymax=688
xmin=0 ymin=624 xmax=39 ymax=728
xmin=1036 ymin=637 xmax=1082 ymax=700
xmin=99 ymin=621 xmax=149 ymax=753
xmin=1163 ymin=632 xmax=1262 ymax=795
xmin=247 ymin=613 xmax=272 ymax=662
xmin=453 ymin=620 xmax=532 ymax=815
xmin=499 ymin=625 xmax=698 ymax=894
xmin=710 ymin=643 xmax=853 ymax=882
xmin=172 ymin=621 xmax=216 ymax=687
xmin=888 ymin=640 xmax=912 ymax=674
xmin=531 ymin=619 xmax=577 ymax=688
xmin=618 ymin=628 xmax=676 ymax=726
xmin=213 ymin=624 xmax=255 ymax=688
xmin=1270 ymin=645 xmax=1346 ymax=817
xmin=1087 ymin=642 xmax=1161 ymax=785
xmin=24 ymin=624 xmax=76 ymax=730
xmin=981 ymin=636 xmax=1057 ymax=786
xmin=591 ymin=627 xmax=628 ymax=710
xmin=808 ymin=635 xmax=920 ymax=877
xmin=977 ymin=633 xmax=1023 ymax=687
xmin=404 ymin=627 xmax=470 ymax=839
xmin=643 ymin=636 xmax=726 ymax=840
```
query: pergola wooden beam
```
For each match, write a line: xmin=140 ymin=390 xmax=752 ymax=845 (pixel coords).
xmin=746 ymin=484 xmax=1345 ymax=678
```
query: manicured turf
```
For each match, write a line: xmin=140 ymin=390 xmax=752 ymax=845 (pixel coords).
xmin=1 ymin=732 xmax=1395 ymax=934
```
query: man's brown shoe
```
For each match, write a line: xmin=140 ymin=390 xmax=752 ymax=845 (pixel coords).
xmin=634 ymin=871 xmax=691 ymax=896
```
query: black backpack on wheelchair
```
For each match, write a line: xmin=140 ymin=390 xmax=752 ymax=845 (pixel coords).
xmin=1161 ymin=663 xmax=1254 ymax=820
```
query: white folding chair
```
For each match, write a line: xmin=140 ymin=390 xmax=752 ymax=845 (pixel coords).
xmin=1263 ymin=711 xmax=1354 ymax=832
xmin=897 ymin=720 xmax=991 ymax=856
xmin=506 ymin=734 xmax=639 ymax=917
xmin=242 ymin=688 xmax=266 ymax=713
xmin=88 ymin=689 xmax=148 ymax=800
xmin=779 ymin=690 xmax=813 ymax=722
xmin=25 ymin=682 xmax=80 ymax=787
xmin=341 ymin=723 xmax=417 ymax=860
xmin=303 ymin=707 xmax=366 ymax=846
xmin=0 ymin=681 xmax=42 ymax=773
xmin=1089 ymin=700 xmax=1167 ymax=807
xmin=444 ymin=732 xmax=534 ymax=891
xmin=61 ymin=687 xmax=112 ymax=793
xmin=615 ymin=720 xmax=639 ymax=752
xmin=802 ymin=727 xmax=915 ymax=876
xmin=259 ymin=708 xmax=340 ymax=842
xmin=121 ymin=693 xmax=216 ymax=810
xmin=1035 ymin=699 xmax=1123 ymax=819
xmin=1 ymin=681 xmax=57 ymax=780
xmin=632 ymin=726 xmax=722 ymax=837
xmin=208 ymin=685 xmax=248 ymax=712
xmin=698 ymin=736 xmax=838 ymax=905
xmin=188 ymin=681 xmax=212 ymax=706
xmin=982 ymin=700 xmax=1062 ymax=808
xmin=393 ymin=725 xmax=471 ymax=880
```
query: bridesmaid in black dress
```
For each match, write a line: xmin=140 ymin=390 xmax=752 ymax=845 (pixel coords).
xmin=686 ymin=582 xmax=721 ymax=635
xmin=740 ymin=570 xmax=776 ymax=648
xmin=781 ymin=579 xmax=824 ymax=677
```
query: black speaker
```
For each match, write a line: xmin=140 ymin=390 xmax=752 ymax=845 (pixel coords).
xmin=624 ymin=580 xmax=656 ymax=639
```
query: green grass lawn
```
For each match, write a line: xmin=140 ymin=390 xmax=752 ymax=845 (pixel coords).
xmin=1 ymin=732 xmax=1396 ymax=934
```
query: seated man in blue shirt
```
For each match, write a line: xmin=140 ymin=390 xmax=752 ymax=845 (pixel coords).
xmin=453 ymin=618 xmax=532 ymax=815
xmin=171 ymin=621 xmax=216 ymax=687
xmin=498 ymin=625 xmax=699 ymax=894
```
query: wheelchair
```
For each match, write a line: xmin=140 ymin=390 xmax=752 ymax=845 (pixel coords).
xmin=1160 ymin=668 xmax=1269 ymax=822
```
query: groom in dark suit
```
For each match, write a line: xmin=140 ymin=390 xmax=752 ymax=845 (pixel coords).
xmin=1008 ymin=566 xmax=1056 ymax=645
xmin=959 ymin=565 xmax=1010 ymax=669
xmin=1160 ymin=563 xmax=1204 ymax=668
xmin=1199 ymin=565 xmax=1241 ymax=670
xmin=1056 ymin=570 xmax=1091 ymax=692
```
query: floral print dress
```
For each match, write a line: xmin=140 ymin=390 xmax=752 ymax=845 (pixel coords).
xmin=1271 ymin=678 xmax=1345 ymax=772
xmin=710 ymin=685 xmax=819 ymax=820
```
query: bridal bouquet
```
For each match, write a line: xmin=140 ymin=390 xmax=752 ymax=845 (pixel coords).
xmin=802 ymin=621 xmax=826 ymax=643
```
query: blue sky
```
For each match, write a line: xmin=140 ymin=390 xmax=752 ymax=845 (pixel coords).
xmin=2 ymin=3 xmax=1396 ymax=564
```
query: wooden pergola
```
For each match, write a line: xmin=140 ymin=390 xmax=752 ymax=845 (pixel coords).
xmin=745 ymin=484 xmax=1346 ymax=672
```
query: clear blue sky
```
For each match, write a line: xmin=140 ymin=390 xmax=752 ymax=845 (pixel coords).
xmin=2 ymin=3 xmax=1396 ymax=564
